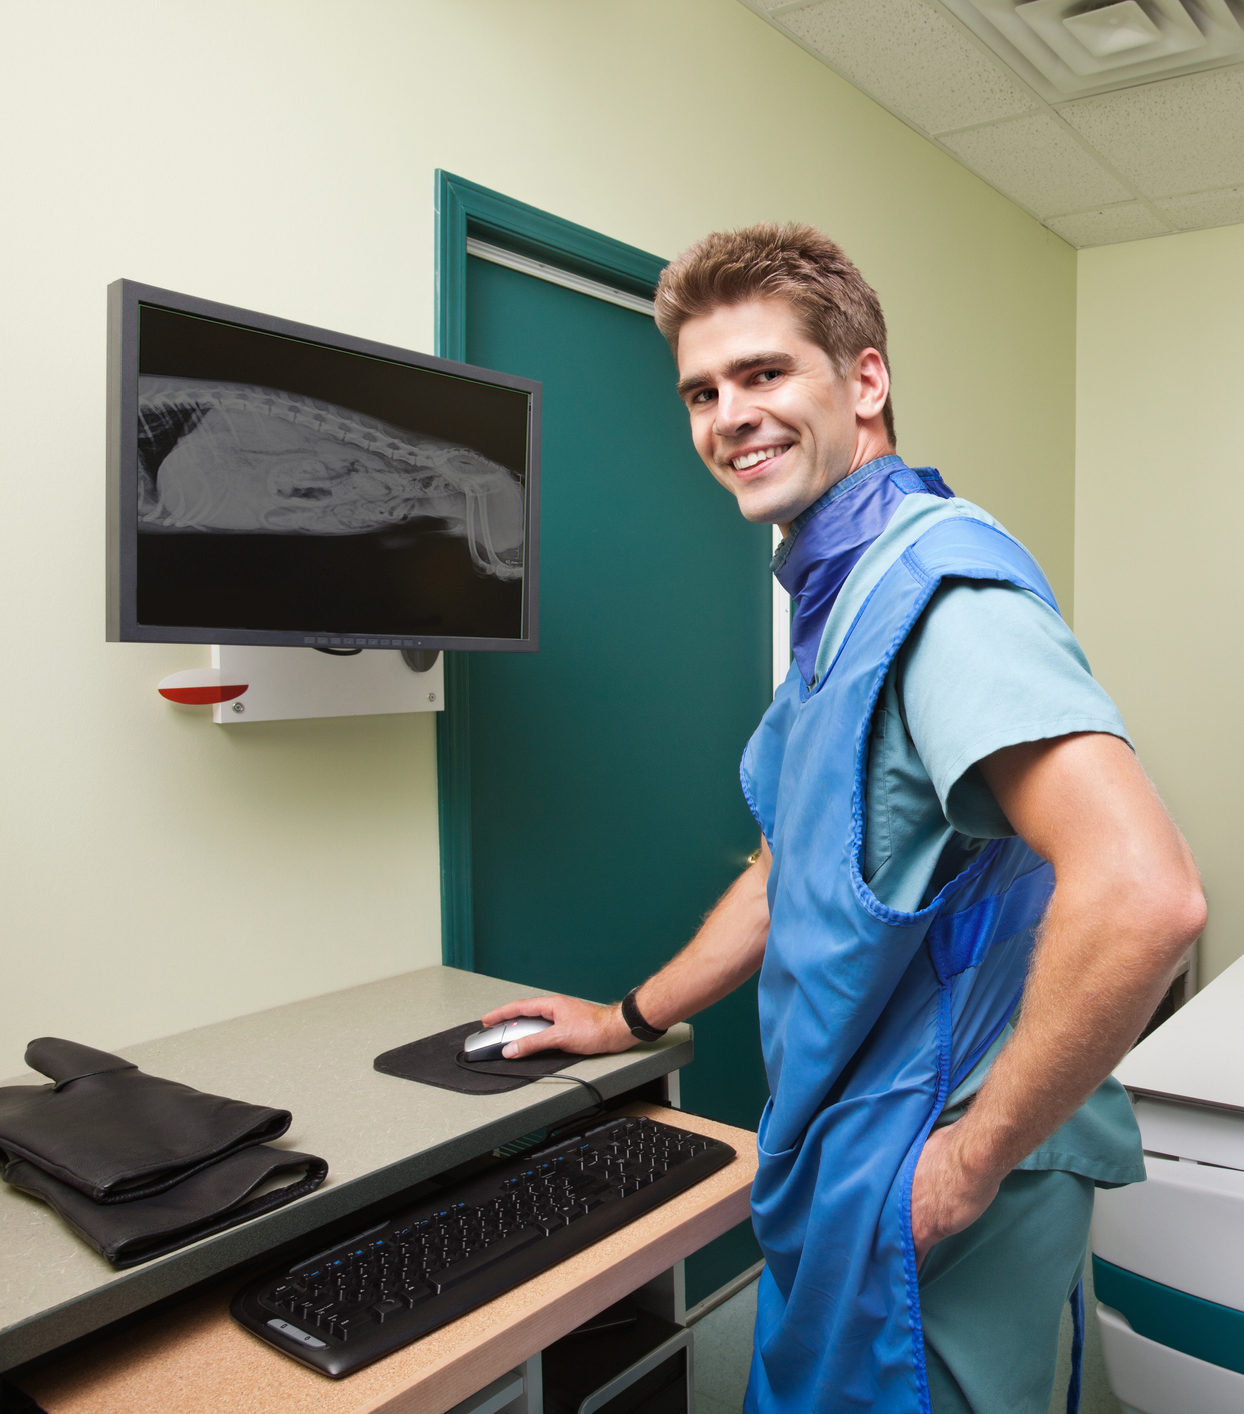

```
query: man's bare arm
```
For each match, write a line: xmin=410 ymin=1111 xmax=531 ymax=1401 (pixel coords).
xmin=479 ymin=841 xmax=772 ymax=1058
xmin=910 ymin=732 xmax=1206 ymax=1262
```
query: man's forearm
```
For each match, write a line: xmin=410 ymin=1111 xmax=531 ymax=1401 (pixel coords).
xmin=629 ymin=844 xmax=771 ymax=1033
xmin=912 ymin=864 xmax=1202 ymax=1261
xmin=909 ymin=733 xmax=1207 ymax=1261
xmin=480 ymin=842 xmax=771 ymax=1059
xmin=949 ymin=865 xmax=1200 ymax=1187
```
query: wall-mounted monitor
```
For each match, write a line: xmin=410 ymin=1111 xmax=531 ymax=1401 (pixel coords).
xmin=107 ymin=280 xmax=540 ymax=653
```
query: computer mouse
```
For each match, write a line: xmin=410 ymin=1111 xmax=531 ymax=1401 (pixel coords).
xmin=461 ymin=1015 xmax=554 ymax=1063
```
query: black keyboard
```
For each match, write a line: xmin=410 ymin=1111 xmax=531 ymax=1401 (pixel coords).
xmin=231 ymin=1113 xmax=735 ymax=1378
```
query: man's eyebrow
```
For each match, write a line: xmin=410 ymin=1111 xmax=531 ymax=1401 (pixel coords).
xmin=675 ymin=350 xmax=796 ymax=401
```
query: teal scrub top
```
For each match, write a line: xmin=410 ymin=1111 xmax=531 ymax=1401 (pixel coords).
xmin=833 ymin=495 xmax=1144 ymax=1186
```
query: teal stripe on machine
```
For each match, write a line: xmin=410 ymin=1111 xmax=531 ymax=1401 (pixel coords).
xmin=1092 ymin=1256 xmax=1244 ymax=1375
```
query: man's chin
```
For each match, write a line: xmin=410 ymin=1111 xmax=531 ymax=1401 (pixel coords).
xmin=734 ymin=491 xmax=794 ymax=528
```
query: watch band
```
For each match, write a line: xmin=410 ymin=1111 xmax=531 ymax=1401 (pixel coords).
xmin=621 ymin=986 xmax=667 ymax=1042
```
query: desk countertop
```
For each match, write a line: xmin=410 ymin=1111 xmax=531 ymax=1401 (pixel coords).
xmin=0 ymin=966 xmax=693 ymax=1372
xmin=1116 ymin=952 xmax=1244 ymax=1112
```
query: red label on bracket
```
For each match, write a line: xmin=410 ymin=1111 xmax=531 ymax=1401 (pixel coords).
xmin=157 ymin=669 xmax=249 ymax=705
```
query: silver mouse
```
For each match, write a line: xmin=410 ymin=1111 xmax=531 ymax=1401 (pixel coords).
xmin=461 ymin=1015 xmax=554 ymax=1063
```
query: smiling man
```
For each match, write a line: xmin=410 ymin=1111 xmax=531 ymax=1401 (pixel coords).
xmin=483 ymin=224 xmax=1205 ymax=1413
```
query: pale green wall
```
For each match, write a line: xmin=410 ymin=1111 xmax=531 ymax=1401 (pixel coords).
xmin=0 ymin=0 xmax=1076 ymax=1062
xmin=1076 ymin=224 xmax=1244 ymax=987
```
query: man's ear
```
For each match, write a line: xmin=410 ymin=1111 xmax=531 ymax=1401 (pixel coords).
xmin=853 ymin=348 xmax=890 ymax=423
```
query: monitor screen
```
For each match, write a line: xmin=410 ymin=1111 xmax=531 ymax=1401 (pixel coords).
xmin=107 ymin=280 xmax=540 ymax=653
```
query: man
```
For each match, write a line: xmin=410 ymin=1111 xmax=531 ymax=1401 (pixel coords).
xmin=482 ymin=224 xmax=1205 ymax=1412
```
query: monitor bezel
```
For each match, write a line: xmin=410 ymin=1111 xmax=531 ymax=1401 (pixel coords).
xmin=106 ymin=279 xmax=541 ymax=653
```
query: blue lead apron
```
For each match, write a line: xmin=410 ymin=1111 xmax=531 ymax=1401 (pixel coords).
xmin=741 ymin=501 xmax=1059 ymax=1414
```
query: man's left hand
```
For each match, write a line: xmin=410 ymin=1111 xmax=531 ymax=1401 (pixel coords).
xmin=909 ymin=1121 xmax=1001 ymax=1268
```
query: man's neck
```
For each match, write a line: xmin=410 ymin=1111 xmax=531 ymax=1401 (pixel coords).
xmin=778 ymin=438 xmax=897 ymax=538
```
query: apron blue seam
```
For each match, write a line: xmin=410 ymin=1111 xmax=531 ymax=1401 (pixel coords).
xmin=846 ymin=590 xmax=1016 ymax=932
xmin=847 ymin=563 xmax=946 ymax=924
xmin=1066 ymin=1279 xmax=1085 ymax=1414
xmin=739 ymin=745 xmax=767 ymax=837
xmin=846 ymin=527 xmax=1056 ymax=931
xmin=902 ymin=977 xmax=954 ymax=1414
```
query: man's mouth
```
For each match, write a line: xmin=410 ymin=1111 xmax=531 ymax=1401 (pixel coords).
xmin=731 ymin=446 xmax=787 ymax=473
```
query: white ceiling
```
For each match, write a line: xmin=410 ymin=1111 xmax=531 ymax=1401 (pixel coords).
xmin=739 ymin=0 xmax=1244 ymax=246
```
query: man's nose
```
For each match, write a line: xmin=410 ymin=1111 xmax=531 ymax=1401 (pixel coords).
xmin=713 ymin=385 xmax=760 ymax=436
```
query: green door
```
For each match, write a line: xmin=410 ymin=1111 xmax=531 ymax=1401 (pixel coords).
xmin=437 ymin=178 xmax=772 ymax=1304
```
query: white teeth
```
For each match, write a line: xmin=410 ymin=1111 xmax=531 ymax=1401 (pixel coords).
xmin=733 ymin=447 xmax=783 ymax=471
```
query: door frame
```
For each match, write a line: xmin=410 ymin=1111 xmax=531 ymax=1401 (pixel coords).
xmin=433 ymin=172 xmax=667 ymax=968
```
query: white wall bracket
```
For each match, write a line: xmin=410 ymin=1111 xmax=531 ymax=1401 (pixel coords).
xmin=171 ymin=645 xmax=448 ymax=724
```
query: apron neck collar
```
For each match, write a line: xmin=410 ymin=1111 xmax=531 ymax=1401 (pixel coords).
xmin=773 ymin=456 xmax=954 ymax=685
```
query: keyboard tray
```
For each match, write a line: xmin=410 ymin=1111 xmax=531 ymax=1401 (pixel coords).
xmin=231 ymin=1113 xmax=735 ymax=1378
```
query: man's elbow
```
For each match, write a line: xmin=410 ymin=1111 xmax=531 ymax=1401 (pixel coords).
xmin=1168 ymin=875 xmax=1208 ymax=960
xmin=1128 ymin=851 xmax=1207 ymax=970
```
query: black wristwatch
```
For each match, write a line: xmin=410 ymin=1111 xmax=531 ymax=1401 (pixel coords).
xmin=621 ymin=986 xmax=667 ymax=1042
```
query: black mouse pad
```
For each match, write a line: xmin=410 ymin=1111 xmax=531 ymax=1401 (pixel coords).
xmin=373 ymin=1021 xmax=578 ymax=1094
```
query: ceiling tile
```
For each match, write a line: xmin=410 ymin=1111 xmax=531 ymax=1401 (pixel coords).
xmin=777 ymin=0 xmax=1038 ymax=134
xmin=1157 ymin=185 xmax=1244 ymax=229
xmin=738 ymin=0 xmax=1244 ymax=245
xmin=1058 ymin=64 xmax=1244 ymax=196
xmin=1044 ymin=202 xmax=1174 ymax=246
xmin=938 ymin=112 xmax=1134 ymax=216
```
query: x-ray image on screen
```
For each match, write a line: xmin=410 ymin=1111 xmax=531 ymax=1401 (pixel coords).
xmin=109 ymin=288 xmax=540 ymax=650
xmin=137 ymin=377 xmax=525 ymax=575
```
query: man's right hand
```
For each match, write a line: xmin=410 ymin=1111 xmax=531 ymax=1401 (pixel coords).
xmin=477 ymin=995 xmax=636 ymax=1060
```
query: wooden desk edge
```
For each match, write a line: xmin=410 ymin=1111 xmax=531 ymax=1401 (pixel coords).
xmin=20 ymin=1105 xmax=758 ymax=1414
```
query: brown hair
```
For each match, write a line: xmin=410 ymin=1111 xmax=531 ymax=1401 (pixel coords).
xmin=654 ymin=222 xmax=895 ymax=444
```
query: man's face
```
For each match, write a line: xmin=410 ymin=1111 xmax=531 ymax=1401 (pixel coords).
xmin=675 ymin=297 xmax=886 ymax=531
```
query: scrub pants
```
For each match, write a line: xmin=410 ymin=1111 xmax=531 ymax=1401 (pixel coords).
xmin=919 ymin=1168 xmax=1094 ymax=1414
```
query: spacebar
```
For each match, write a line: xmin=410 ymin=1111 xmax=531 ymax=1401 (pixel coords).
xmin=427 ymin=1225 xmax=545 ymax=1292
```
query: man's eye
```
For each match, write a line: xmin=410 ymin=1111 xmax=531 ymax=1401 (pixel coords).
xmin=754 ymin=369 xmax=782 ymax=385
xmin=689 ymin=388 xmax=715 ymax=406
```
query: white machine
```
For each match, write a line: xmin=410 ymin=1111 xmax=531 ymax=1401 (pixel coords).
xmin=1091 ymin=955 xmax=1244 ymax=1414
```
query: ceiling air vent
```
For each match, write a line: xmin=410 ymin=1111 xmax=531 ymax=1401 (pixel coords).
xmin=939 ymin=0 xmax=1244 ymax=99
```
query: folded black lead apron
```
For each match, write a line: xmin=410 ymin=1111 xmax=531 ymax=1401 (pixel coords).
xmin=0 ymin=1038 xmax=327 ymax=1266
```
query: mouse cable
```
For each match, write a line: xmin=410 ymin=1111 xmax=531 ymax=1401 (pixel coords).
xmin=452 ymin=1054 xmax=606 ymax=1128
xmin=537 ymin=1073 xmax=606 ymax=1122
